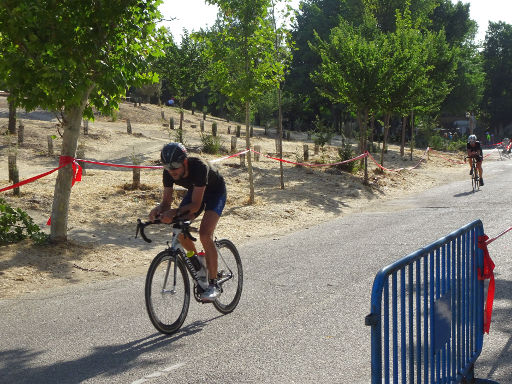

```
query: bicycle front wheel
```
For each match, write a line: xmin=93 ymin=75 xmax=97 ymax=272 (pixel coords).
xmin=472 ymin=172 xmax=480 ymax=192
xmin=213 ymin=239 xmax=243 ymax=314
xmin=145 ymin=250 xmax=190 ymax=334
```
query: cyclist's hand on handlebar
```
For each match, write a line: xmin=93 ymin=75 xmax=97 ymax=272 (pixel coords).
xmin=149 ymin=206 xmax=160 ymax=222
xmin=157 ymin=209 xmax=177 ymax=224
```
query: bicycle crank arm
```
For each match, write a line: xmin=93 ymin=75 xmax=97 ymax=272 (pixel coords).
xmin=217 ymin=273 xmax=233 ymax=285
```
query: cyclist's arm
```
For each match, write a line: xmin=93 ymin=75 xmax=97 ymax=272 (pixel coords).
xmin=467 ymin=148 xmax=479 ymax=157
xmin=149 ymin=186 xmax=174 ymax=221
xmin=176 ymin=185 xmax=206 ymax=217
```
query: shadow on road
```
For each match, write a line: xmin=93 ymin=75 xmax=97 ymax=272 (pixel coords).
xmin=453 ymin=190 xmax=480 ymax=197
xmin=0 ymin=316 xmax=223 ymax=384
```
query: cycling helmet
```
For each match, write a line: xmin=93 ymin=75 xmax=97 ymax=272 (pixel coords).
xmin=161 ymin=142 xmax=187 ymax=170
xmin=468 ymin=134 xmax=477 ymax=143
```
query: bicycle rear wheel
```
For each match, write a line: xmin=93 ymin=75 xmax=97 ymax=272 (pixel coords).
xmin=145 ymin=250 xmax=190 ymax=334
xmin=212 ymin=239 xmax=243 ymax=314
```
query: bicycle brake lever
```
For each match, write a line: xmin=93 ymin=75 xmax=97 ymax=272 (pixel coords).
xmin=135 ymin=219 xmax=141 ymax=239
xmin=136 ymin=219 xmax=153 ymax=243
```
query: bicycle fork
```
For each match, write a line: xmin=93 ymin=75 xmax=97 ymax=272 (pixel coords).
xmin=161 ymin=254 xmax=178 ymax=295
xmin=216 ymin=247 xmax=233 ymax=285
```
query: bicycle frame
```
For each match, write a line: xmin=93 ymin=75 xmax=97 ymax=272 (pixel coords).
xmin=168 ymin=225 xmax=209 ymax=291
xmin=136 ymin=219 xmax=232 ymax=292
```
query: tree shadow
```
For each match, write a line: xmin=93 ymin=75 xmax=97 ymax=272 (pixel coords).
xmin=222 ymin=161 xmax=385 ymax=217
xmin=0 ymin=108 xmax=58 ymax=122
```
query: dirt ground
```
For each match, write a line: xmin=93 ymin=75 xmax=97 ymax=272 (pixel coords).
xmin=0 ymin=97 xmax=472 ymax=299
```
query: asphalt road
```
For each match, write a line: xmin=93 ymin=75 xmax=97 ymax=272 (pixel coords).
xmin=1 ymin=151 xmax=510 ymax=384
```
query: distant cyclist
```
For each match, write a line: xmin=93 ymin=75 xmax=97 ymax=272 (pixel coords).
xmin=466 ymin=134 xmax=484 ymax=186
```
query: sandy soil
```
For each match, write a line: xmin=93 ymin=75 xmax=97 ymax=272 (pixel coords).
xmin=0 ymin=98 xmax=471 ymax=299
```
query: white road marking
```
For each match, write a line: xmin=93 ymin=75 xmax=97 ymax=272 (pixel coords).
xmin=161 ymin=363 xmax=186 ymax=372
xmin=131 ymin=362 xmax=186 ymax=384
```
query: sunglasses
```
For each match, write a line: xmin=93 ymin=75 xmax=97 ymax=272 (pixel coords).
xmin=163 ymin=162 xmax=183 ymax=170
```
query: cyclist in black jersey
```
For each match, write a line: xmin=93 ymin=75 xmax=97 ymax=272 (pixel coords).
xmin=149 ymin=142 xmax=227 ymax=301
xmin=466 ymin=134 xmax=484 ymax=186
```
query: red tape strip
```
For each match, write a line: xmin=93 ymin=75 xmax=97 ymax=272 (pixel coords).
xmin=0 ymin=164 xmax=66 ymax=193
xmin=249 ymin=149 xmax=367 ymax=167
xmin=76 ymin=159 xmax=162 ymax=169
xmin=428 ymin=149 xmax=466 ymax=164
xmin=365 ymin=149 xmax=429 ymax=172
xmin=478 ymin=235 xmax=496 ymax=334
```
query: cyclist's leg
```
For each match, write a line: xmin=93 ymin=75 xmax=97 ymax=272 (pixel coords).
xmin=477 ymin=158 xmax=483 ymax=178
xmin=198 ymin=191 xmax=226 ymax=301
xmin=199 ymin=190 xmax=226 ymax=277
xmin=200 ymin=210 xmax=221 ymax=278
xmin=176 ymin=190 xmax=199 ymax=253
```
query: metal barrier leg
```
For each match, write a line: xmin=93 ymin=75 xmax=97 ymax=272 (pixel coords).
xmin=462 ymin=364 xmax=475 ymax=383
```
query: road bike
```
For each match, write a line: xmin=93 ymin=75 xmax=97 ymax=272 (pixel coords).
xmin=465 ymin=156 xmax=480 ymax=192
xmin=136 ymin=218 xmax=243 ymax=334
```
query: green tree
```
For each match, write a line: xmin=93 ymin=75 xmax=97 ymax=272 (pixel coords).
xmin=481 ymin=21 xmax=512 ymax=136
xmin=365 ymin=0 xmax=437 ymax=33
xmin=312 ymin=15 xmax=383 ymax=181
xmin=156 ymin=29 xmax=207 ymax=127
xmin=378 ymin=11 xmax=426 ymax=161
xmin=203 ymin=0 xmax=286 ymax=203
xmin=269 ymin=0 xmax=294 ymax=190
xmin=0 ymin=0 xmax=162 ymax=241
xmin=286 ymin=0 xmax=364 ymax=128
xmin=430 ymin=0 xmax=483 ymax=117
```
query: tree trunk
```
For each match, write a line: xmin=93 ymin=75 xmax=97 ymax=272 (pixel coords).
xmin=50 ymin=87 xmax=93 ymax=242
xmin=369 ymin=114 xmax=375 ymax=152
xmin=358 ymin=109 xmax=369 ymax=184
xmin=409 ymin=110 xmax=414 ymax=160
xmin=380 ymin=113 xmax=391 ymax=167
xmin=8 ymin=98 xmax=16 ymax=134
xmin=400 ymin=115 xmax=407 ymax=157
xmin=245 ymin=101 xmax=254 ymax=204
xmin=356 ymin=109 xmax=368 ymax=154
xmin=277 ymin=87 xmax=284 ymax=189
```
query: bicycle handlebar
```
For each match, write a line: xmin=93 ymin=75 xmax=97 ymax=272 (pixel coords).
xmin=136 ymin=214 xmax=197 ymax=243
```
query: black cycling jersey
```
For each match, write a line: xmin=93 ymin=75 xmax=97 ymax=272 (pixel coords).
xmin=163 ymin=157 xmax=225 ymax=194
xmin=467 ymin=141 xmax=483 ymax=157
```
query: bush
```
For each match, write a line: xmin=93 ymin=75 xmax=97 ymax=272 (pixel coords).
xmin=429 ymin=134 xmax=445 ymax=150
xmin=311 ymin=116 xmax=334 ymax=148
xmin=0 ymin=198 xmax=48 ymax=245
xmin=447 ymin=138 xmax=467 ymax=152
xmin=428 ymin=133 xmax=466 ymax=152
xmin=200 ymin=133 xmax=222 ymax=154
xmin=337 ymin=142 xmax=358 ymax=173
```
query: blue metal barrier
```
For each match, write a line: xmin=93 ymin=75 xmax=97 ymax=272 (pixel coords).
xmin=366 ymin=220 xmax=485 ymax=383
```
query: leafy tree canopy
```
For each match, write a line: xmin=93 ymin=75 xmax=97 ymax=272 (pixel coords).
xmin=155 ymin=29 xmax=208 ymax=106
xmin=0 ymin=0 xmax=163 ymax=119
xmin=203 ymin=0 xmax=283 ymax=105
xmin=481 ymin=21 xmax=512 ymax=128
